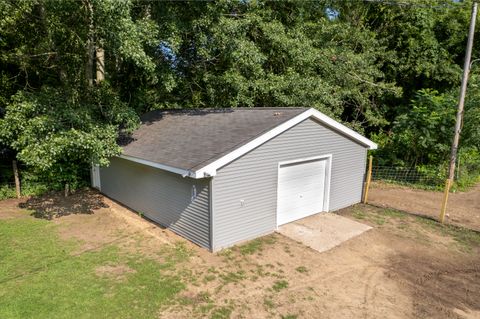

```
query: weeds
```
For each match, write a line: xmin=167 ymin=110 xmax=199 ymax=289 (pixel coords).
xmin=220 ymin=270 xmax=246 ymax=284
xmin=272 ymin=280 xmax=289 ymax=292
xmin=295 ymin=266 xmax=308 ymax=273
xmin=210 ymin=306 xmax=233 ymax=319
xmin=238 ymin=235 xmax=277 ymax=255
xmin=264 ymin=297 xmax=275 ymax=309
xmin=352 ymin=209 xmax=366 ymax=220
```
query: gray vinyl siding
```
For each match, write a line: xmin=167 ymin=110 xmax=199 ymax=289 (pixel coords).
xmin=212 ymin=118 xmax=367 ymax=250
xmin=99 ymin=157 xmax=211 ymax=249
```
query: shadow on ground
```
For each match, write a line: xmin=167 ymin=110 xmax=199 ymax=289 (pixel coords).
xmin=19 ymin=188 xmax=108 ymax=220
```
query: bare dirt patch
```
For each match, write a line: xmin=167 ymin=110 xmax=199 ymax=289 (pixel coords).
xmin=369 ymin=182 xmax=480 ymax=231
xmin=0 ymin=198 xmax=28 ymax=219
xmin=387 ymin=248 xmax=480 ymax=318
xmin=162 ymin=204 xmax=480 ymax=319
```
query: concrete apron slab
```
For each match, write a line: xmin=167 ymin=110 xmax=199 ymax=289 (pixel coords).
xmin=277 ymin=213 xmax=372 ymax=253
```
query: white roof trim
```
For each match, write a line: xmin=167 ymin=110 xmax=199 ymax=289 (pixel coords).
xmin=194 ymin=108 xmax=377 ymax=178
xmin=118 ymin=108 xmax=377 ymax=179
xmin=118 ymin=154 xmax=196 ymax=178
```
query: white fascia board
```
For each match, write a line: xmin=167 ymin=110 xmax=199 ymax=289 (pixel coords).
xmin=308 ymin=108 xmax=378 ymax=150
xmin=194 ymin=108 xmax=377 ymax=177
xmin=117 ymin=154 xmax=196 ymax=178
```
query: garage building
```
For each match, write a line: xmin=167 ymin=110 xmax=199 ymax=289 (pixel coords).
xmin=92 ymin=107 xmax=377 ymax=251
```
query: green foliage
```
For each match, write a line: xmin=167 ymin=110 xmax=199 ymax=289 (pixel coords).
xmin=372 ymin=85 xmax=480 ymax=188
xmin=0 ymin=185 xmax=16 ymax=200
xmin=0 ymin=0 xmax=148 ymax=188
xmin=150 ymin=1 xmax=399 ymax=130
xmin=0 ymin=0 xmax=479 ymax=187
xmin=0 ymin=183 xmax=49 ymax=201
xmin=373 ymin=89 xmax=456 ymax=166
xmin=455 ymin=147 xmax=480 ymax=190
xmin=0 ymin=85 xmax=138 ymax=187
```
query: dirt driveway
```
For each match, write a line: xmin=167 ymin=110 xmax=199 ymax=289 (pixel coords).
xmin=369 ymin=182 xmax=480 ymax=231
xmin=1 ymin=190 xmax=480 ymax=318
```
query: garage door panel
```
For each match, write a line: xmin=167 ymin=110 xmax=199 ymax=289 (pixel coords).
xmin=279 ymin=188 xmax=323 ymax=201
xmin=277 ymin=157 xmax=329 ymax=225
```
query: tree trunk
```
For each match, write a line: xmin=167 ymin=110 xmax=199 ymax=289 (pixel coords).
xmin=64 ymin=183 xmax=70 ymax=197
xmin=12 ymin=160 xmax=21 ymax=199
xmin=96 ymin=47 xmax=105 ymax=83
xmin=85 ymin=0 xmax=95 ymax=86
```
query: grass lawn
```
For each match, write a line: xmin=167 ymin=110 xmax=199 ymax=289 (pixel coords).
xmin=1 ymin=192 xmax=479 ymax=319
xmin=0 ymin=211 xmax=186 ymax=319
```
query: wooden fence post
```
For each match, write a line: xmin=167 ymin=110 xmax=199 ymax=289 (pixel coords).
xmin=439 ymin=178 xmax=452 ymax=224
xmin=12 ymin=160 xmax=21 ymax=198
xmin=363 ymin=155 xmax=373 ymax=204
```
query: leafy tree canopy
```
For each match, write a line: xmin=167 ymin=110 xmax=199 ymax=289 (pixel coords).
xmin=0 ymin=0 xmax=478 ymax=189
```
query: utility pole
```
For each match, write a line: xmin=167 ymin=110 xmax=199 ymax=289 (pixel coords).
xmin=440 ymin=1 xmax=477 ymax=224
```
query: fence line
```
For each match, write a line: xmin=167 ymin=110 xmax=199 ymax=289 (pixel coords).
xmin=370 ymin=165 xmax=444 ymax=188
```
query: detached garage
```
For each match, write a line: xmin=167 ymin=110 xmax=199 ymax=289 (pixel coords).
xmin=92 ymin=107 xmax=377 ymax=251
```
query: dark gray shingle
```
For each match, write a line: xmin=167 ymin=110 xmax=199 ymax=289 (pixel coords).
xmin=120 ymin=108 xmax=307 ymax=171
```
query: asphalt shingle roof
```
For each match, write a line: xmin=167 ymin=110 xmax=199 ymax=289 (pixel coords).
xmin=120 ymin=107 xmax=307 ymax=171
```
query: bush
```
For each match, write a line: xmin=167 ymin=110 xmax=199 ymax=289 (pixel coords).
xmin=0 ymin=185 xmax=16 ymax=200
xmin=0 ymin=181 xmax=52 ymax=200
xmin=455 ymin=147 xmax=480 ymax=191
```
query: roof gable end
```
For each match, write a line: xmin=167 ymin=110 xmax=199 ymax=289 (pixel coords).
xmin=192 ymin=108 xmax=377 ymax=178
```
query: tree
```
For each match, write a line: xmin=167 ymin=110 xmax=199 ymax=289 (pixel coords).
xmin=149 ymin=1 xmax=400 ymax=131
xmin=0 ymin=0 xmax=158 ymax=190
xmin=0 ymin=0 xmax=478 ymax=192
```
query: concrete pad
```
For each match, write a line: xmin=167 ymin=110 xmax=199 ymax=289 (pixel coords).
xmin=277 ymin=213 xmax=372 ymax=253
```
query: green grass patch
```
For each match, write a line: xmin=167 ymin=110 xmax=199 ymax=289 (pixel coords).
xmin=371 ymin=215 xmax=386 ymax=225
xmin=239 ymin=238 xmax=264 ymax=255
xmin=373 ymin=180 xmax=443 ymax=191
xmin=272 ymin=280 xmax=289 ymax=292
xmin=281 ymin=315 xmax=298 ymax=319
xmin=355 ymin=207 xmax=480 ymax=251
xmin=352 ymin=207 xmax=406 ymax=225
xmin=203 ymin=274 xmax=217 ymax=283
xmin=352 ymin=209 xmax=367 ymax=220
xmin=263 ymin=297 xmax=275 ymax=309
xmin=295 ymin=266 xmax=308 ymax=273
xmin=238 ymin=235 xmax=276 ymax=255
xmin=219 ymin=270 xmax=247 ymax=284
xmin=415 ymin=216 xmax=480 ymax=251
xmin=210 ymin=306 xmax=233 ymax=319
xmin=382 ymin=208 xmax=407 ymax=218
xmin=0 ymin=217 xmax=185 ymax=319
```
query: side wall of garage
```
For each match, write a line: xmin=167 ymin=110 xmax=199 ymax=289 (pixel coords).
xmin=211 ymin=117 xmax=367 ymax=250
xmin=99 ymin=157 xmax=211 ymax=249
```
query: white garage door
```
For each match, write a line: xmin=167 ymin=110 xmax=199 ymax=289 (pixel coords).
xmin=277 ymin=157 xmax=329 ymax=225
